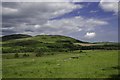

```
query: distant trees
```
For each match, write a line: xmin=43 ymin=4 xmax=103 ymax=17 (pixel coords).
xmin=79 ymin=45 xmax=119 ymax=50
xmin=2 ymin=47 xmax=35 ymax=53
xmin=2 ymin=40 xmax=120 ymax=54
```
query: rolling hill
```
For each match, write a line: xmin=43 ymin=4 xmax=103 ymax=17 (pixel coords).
xmin=1 ymin=34 xmax=119 ymax=53
xmin=1 ymin=34 xmax=32 ymax=41
xmin=2 ymin=34 xmax=86 ymax=44
xmin=2 ymin=34 xmax=85 ymax=53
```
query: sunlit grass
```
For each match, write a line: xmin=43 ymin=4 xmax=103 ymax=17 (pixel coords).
xmin=2 ymin=50 xmax=118 ymax=78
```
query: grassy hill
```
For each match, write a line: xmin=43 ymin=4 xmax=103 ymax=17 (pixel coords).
xmin=2 ymin=34 xmax=85 ymax=53
xmin=1 ymin=34 xmax=32 ymax=41
xmin=2 ymin=34 xmax=119 ymax=53
xmin=2 ymin=34 xmax=85 ymax=43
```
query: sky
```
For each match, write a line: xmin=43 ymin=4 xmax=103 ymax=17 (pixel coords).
xmin=1 ymin=1 xmax=119 ymax=42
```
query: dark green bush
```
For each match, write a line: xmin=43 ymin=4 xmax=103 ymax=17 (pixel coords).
xmin=14 ymin=53 xmax=19 ymax=58
xmin=23 ymin=53 xmax=29 ymax=57
xmin=80 ymin=50 xmax=83 ymax=53
xmin=35 ymin=48 xmax=44 ymax=57
xmin=36 ymin=53 xmax=42 ymax=57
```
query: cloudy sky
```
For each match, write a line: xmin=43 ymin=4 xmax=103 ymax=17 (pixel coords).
xmin=2 ymin=1 xmax=118 ymax=42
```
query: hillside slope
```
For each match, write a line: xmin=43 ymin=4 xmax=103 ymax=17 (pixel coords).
xmin=2 ymin=34 xmax=119 ymax=53
xmin=2 ymin=34 xmax=85 ymax=44
xmin=2 ymin=34 xmax=85 ymax=53
xmin=2 ymin=34 xmax=32 ymax=41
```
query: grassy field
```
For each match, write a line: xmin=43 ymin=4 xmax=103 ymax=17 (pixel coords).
xmin=2 ymin=50 xmax=119 ymax=78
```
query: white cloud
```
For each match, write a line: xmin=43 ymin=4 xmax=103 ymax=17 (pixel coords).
xmin=78 ymin=28 xmax=82 ymax=31
xmin=2 ymin=2 xmax=83 ymax=28
xmin=2 ymin=27 xmax=14 ymax=30
xmin=99 ymin=0 xmax=118 ymax=15
xmin=34 ymin=25 xmax=41 ymax=28
xmin=34 ymin=16 xmax=108 ymax=35
xmin=2 ymin=2 xmax=82 ymax=18
xmin=84 ymin=32 xmax=96 ymax=39
xmin=100 ymin=0 xmax=119 ymax=2
xmin=2 ymin=7 xmax=18 ymax=15
xmin=86 ymin=18 xmax=108 ymax=31
xmin=90 ymin=10 xmax=98 ymax=13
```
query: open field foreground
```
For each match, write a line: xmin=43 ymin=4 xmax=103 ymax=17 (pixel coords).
xmin=2 ymin=50 xmax=119 ymax=78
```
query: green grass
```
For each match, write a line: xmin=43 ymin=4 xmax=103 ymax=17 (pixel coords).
xmin=2 ymin=35 xmax=84 ymax=53
xmin=2 ymin=50 xmax=119 ymax=78
xmin=3 ymin=35 xmax=81 ymax=44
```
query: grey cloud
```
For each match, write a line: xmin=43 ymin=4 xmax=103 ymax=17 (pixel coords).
xmin=2 ymin=2 xmax=82 ymax=35
xmin=2 ymin=29 xmax=16 ymax=35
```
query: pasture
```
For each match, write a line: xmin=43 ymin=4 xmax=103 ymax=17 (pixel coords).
xmin=2 ymin=50 xmax=119 ymax=78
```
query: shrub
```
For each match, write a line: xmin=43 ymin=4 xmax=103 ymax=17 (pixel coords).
xmin=36 ymin=53 xmax=42 ymax=57
xmin=23 ymin=53 xmax=29 ymax=57
xmin=51 ymin=53 xmax=54 ymax=55
xmin=35 ymin=48 xmax=44 ymax=57
xmin=80 ymin=50 xmax=83 ymax=53
xmin=14 ymin=53 xmax=19 ymax=58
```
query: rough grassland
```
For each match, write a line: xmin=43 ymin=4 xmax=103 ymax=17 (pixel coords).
xmin=2 ymin=50 xmax=118 ymax=78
